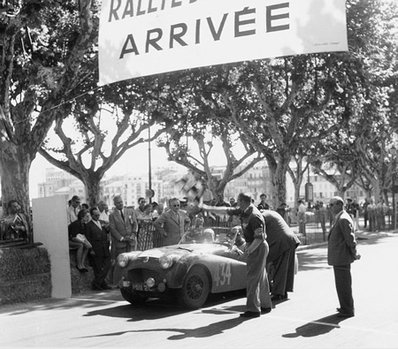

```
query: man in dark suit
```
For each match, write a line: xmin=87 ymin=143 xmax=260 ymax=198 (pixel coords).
xmin=85 ymin=207 xmax=112 ymax=290
xmin=262 ymin=209 xmax=301 ymax=301
xmin=109 ymin=195 xmax=138 ymax=285
xmin=153 ymin=198 xmax=191 ymax=246
xmin=328 ymin=196 xmax=361 ymax=318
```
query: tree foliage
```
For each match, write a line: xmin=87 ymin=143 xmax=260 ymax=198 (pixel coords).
xmin=39 ymin=76 xmax=174 ymax=206
xmin=156 ymin=68 xmax=265 ymax=202
xmin=0 ymin=0 xmax=99 ymax=214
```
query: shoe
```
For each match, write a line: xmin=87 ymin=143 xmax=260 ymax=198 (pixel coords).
xmin=336 ymin=308 xmax=354 ymax=317
xmin=239 ymin=311 xmax=261 ymax=318
xmin=337 ymin=312 xmax=354 ymax=318
xmin=271 ymin=293 xmax=287 ymax=301
xmin=261 ymin=307 xmax=272 ymax=314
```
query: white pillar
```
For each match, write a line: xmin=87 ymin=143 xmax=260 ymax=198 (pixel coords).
xmin=32 ymin=195 xmax=71 ymax=298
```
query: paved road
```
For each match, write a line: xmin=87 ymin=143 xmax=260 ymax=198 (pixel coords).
xmin=1 ymin=231 xmax=398 ymax=349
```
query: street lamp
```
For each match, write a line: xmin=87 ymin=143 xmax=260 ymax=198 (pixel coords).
xmin=305 ymin=165 xmax=313 ymax=208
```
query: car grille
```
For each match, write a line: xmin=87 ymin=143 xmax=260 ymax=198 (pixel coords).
xmin=128 ymin=269 xmax=162 ymax=284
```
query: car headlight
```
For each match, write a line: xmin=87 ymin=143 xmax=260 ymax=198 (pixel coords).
xmin=117 ymin=254 xmax=129 ymax=268
xmin=159 ymin=254 xmax=174 ymax=269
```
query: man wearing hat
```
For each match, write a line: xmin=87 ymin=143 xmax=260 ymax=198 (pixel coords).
xmin=328 ymin=196 xmax=361 ymax=318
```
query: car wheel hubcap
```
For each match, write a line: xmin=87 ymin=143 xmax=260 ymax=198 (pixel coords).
xmin=187 ymin=276 xmax=203 ymax=299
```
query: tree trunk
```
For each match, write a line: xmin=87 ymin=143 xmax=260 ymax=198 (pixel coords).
xmin=0 ymin=146 xmax=32 ymax=216
xmin=293 ymin=175 xmax=304 ymax=215
xmin=82 ymin=174 xmax=102 ymax=208
xmin=266 ymin=154 xmax=289 ymax=209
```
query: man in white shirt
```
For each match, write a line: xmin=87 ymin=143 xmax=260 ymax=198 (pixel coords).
xmin=98 ymin=200 xmax=110 ymax=230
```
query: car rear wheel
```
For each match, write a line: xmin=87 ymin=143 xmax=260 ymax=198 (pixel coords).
xmin=179 ymin=266 xmax=210 ymax=309
xmin=120 ymin=287 xmax=147 ymax=305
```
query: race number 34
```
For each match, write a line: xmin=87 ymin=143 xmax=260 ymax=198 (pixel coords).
xmin=214 ymin=263 xmax=231 ymax=287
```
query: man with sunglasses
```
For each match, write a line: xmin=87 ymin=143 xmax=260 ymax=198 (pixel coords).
xmin=154 ymin=198 xmax=191 ymax=246
xmin=328 ymin=196 xmax=361 ymax=318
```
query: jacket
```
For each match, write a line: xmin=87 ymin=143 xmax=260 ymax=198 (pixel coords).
xmin=85 ymin=220 xmax=110 ymax=257
xmin=262 ymin=210 xmax=301 ymax=262
xmin=327 ymin=210 xmax=358 ymax=266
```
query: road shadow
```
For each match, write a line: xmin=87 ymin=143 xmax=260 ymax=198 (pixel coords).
xmin=83 ymin=289 xmax=246 ymax=321
xmin=80 ymin=316 xmax=250 ymax=340
xmin=282 ymin=313 xmax=349 ymax=338
xmin=84 ymin=293 xmax=195 ymax=320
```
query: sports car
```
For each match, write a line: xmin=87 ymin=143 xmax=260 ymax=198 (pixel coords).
xmin=117 ymin=227 xmax=247 ymax=309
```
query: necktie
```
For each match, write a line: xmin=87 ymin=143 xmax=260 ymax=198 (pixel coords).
xmin=120 ymin=210 xmax=125 ymax=221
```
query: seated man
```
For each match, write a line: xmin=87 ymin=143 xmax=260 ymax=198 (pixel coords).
xmin=181 ymin=216 xmax=215 ymax=244
xmin=217 ymin=226 xmax=239 ymax=247
xmin=232 ymin=226 xmax=247 ymax=252
xmin=0 ymin=200 xmax=31 ymax=242
xmin=202 ymin=228 xmax=215 ymax=243
xmin=215 ymin=226 xmax=247 ymax=262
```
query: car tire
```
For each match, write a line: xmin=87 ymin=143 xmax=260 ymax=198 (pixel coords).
xmin=179 ymin=266 xmax=210 ymax=309
xmin=120 ymin=287 xmax=147 ymax=305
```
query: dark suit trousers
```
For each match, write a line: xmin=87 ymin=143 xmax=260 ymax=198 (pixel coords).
xmin=333 ymin=264 xmax=354 ymax=314
xmin=92 ymin=254 xmax=111 ymax=286
xmin=270 ymin=248 xmax=296 ymax=296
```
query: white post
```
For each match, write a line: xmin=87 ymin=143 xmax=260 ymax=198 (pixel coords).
xmin=32 ymin=195 xmax=71 ymax=298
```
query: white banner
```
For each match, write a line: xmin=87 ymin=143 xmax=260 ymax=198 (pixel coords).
xmin=98 ymin=0 xmax=348 ymax=85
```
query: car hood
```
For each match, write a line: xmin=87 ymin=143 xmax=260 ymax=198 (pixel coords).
xmin=125 ymin=243 xmax=230 ymax=260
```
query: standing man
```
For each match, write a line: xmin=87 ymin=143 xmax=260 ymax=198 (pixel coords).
xmin=85 ymin=207 xmax=112 ymax=291
xmin=98 ymin=200 xmax=110 ymax=229
xmin=67 ymin=195 xmax=81 ymax=225
xmin=202 ymin=193 xmax=272 ymax=318
xmin=297 ymin=199 xmax=307 ymax=236
xmin=153 ymin=198 xmax=191 ymax=246
xmin=318 ymin=201 xmax=328 ymax=240
xmin=262 ymin=209 xmax=301 ymax=301
xmin=328 ymin=196 xmax=361 ymax=318
xmin=109 ymin=195 xmax=138 ymax=285
xmin=257 ymin=193 xmax=270 ymax=211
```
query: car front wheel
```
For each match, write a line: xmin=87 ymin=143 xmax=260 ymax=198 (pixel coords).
xmin=179 ymin=266 xmax=210 ymax=309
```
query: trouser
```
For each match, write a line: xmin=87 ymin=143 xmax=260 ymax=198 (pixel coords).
xmin=271 ymin=248 xmax=296 ymax=296
xmin=92 ymin=254 xmax=112 ymax=287
xmin=246 ymin=241 xmax=272 ymax=312
xmin=333 ymin=264 xmax=354 ymax=314
xmin=320 ymin=218 xmax=326 ymax=234
xmin=299 ymin=221 xmax=306 ymax=235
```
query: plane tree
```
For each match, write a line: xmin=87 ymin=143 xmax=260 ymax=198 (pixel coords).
xmin=217 ymin=55 xmax=341 ymax=209
xmin=0 ymin=0 xmax=98 ymax=214
xmin=311 ymin=0 xmax=398 ymax=202
xmin=39 ymin=79 xmax=174 ymax=207
xmin=156 ymin=68 xmax=265 ymax=203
